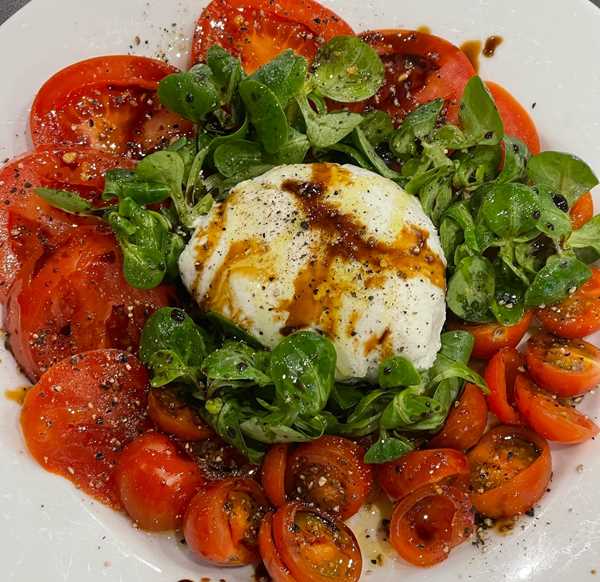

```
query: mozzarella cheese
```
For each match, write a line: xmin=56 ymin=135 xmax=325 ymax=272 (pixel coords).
xmin=179 ymin=163 xmax=447 ymax=381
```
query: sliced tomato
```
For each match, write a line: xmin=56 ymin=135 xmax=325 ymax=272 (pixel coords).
xmin=515 ymin=373 xmax=599 ymax=444
xmin=447 ymin=311 xmax=533 ymax=360
xmin=147 ymin=386 xmax=212 ymax=441
xmin=261 ymin=443 xmax=289 ymax=508
xmin=525 ymin=332 xmax=600 ymax=396
xmin=183 ymin=478 xmax=270 ymax=566
xmin=355 ymin=30 xmax=475 ymax=125
xmin=20 ymin=349 xmax=150 ymax=507
xmin=284 ymin=436 xmax=373 ymax=519
xmin=389 ymin=484 xmax=474 ymax=567
xmin=537 ymin=268 xmax=600 ymax=339
xmin=5 ymin=227 xmax=176 ymax=381
xmin=115 ymin=432 xmax=205 ymax=531
xmin=486 ymin=81 xmax=541 ymax=155
xmin=428 ymin=383 xmax=488 ymax=450
xmin=191 ymin=0 xmax=354 ymax=73
xmin=271 ymin=502 xmax=362 ymax=582
xmin=468 ymin=424 xmax=552 ymax=518
xmin=376 ymin=449 xmax=469 ymax=502
xmin=484 ymin=348 xmax=524 ymax=424
xmin=570 ymin=192 xmax=594 ymax=229
xmin=185 ymin=436 xmax=259 ymax=480
xmin=259 ymin=513 xmax=297 ymax=582
xmin=30 ymin=56 xmax=192 ymax=158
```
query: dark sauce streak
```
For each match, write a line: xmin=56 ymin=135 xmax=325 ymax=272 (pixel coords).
xmin=483 ymin=35 xmax=504 ymax=58
xmin=460 ymin=40 xmax=482 ymax=73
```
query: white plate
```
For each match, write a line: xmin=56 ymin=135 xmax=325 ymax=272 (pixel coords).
xmin=2 ymin=0 xmax=600 ymax=580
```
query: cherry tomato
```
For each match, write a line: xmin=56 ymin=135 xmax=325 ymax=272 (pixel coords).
xmin=191 ymin=0 xmax=354 ymax=73
xmin=356 ymin=29 xmax=475 ymax=125
xmin=258 ymin=513 xmax=297 ymax=582
xmin=271 ymin=502 xmax=362 ymax=582
xmin=30 ymin=56 xmax=192 ymax=158
xmin=147 ymin=386 xmax=212 ymax=441
xmin=484 ymin=348 xmax=524 ymax=424
xmin=570 ymin=192 xmax=594 ymax=229
xmin=4 ymin=227 xmax=176 ymax=381
xmin=428 ymin=384 xmax=488 ymax=451
xmin=537 ymin=268 xmax=600 ymax=339
xmin=485 ymin=81 xmax=541 ymax=155
xmin=447 ymin=311 xmax=533 ymax=360
xmin=515 ymin=373 xmax=600 ymax=444
xmin=184 ymin=478 xmax=270 ymax=566
xmin=376 ymin=449 xmax=469 ymax=502
xmin=261 ymin=443 xmax=289 ymax=507
xmin=185 ymin=437 xmax=259 ymax=480
xmin=468 ymin=425 xmax=552 ymax=518
xmin=389 ymin=484 xmax=474 ymax=567
xmin=525 ymin=332 xmax=600 ymax=396
xmin=20 ymin=349 xmax=150 ymax=507
xmin=115 ymin=432 xmax=205 ymax=531
xmin=284 ymin=436 xmax=373 ymax=519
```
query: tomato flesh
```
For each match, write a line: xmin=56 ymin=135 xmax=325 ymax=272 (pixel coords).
xmin=259 ymin=512 xmax=297 ymax=582
xmin=261 ymin=443 xmax=289 ymax=507
xmin=484 ymin=347 xmax=524 ymax=424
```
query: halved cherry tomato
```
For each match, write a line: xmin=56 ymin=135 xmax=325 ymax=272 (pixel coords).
xmin=258 ymin=513 xmax=297 ymax=582
xmin=284 ymin=436 xmax=373 ymax=519
xmin=184 ymin=478 xmax=270 ymax=566
xmin=185 ymin=437 xmax=259 ymax=480
xmin=447 ymin=311 xmax=533 ymax=360
xmin=468 ymin=424 xmax=552 ymax=518
xmin=485 ymin=81 xmax=541 ymax=155
xmin=570 ymin=192 xmax=594 ymax=229
xmin=389 ymin=484 xmax=474 ymax=567
xmin=515 ymin=373 xmax=600 ymax=444
xmin=115 ymin=432 xmax=205 ymax=531
xmin=20 ymin=349 xmax=150 ymax=507
xmin=261 ymin=443 xmax=289 ymax=508
xmin=376 ymin=449 xmax=469 ymax=502
xmin=191 ymin=0 xmax=354 ymax=73
xmin=428 ymin=384 xmax=488 ymax=450
xmin=537 ymin=268 xmax=600 ymax=339
xmin=147 ymin=386 xmax=212 ymax=441
xmin=30 ymin=56 xmax=192 ymax=158
xmin=525 ymin=333 xmax=600 ymax=396
xmin=356 ymin=30 xmax=475 ymax=125
xmin=5 ymin=227 xmax=176 ymax=381
xmin=484 ymin=348 xmax=524 ymax=424
xmin=271 ymin=502 xmax=362 ymax=582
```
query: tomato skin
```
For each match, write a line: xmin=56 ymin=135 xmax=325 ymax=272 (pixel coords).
xmin=261 ymin=444 xmax=289 ymax=507
xmin=525 ymin=333 xmax=600 ymax=397
xmin=515 ymin=373 xmax=600 ymax=444
xmin=468 ymin=425 xmax=552 ymax=518
xmin=484 ymin=348 xmax=524 ymax=425
xmin=570 ymin=192 xmax=594 ymax=229
xmin=428 ymin=384 xmax=488 ymax=451
xmin=184 ymin=478 xmax=269 ymax=566
xmin=485 ymin=81 xmax=541 ymax=155
xmin=376 ymin=449 xmax=469 ymax=502
xmin=115 ymin=432 xmax=205 ymax=531
xmin=537 ymin=268 xmax=600 ymax=339
xmin=389 ymin=484 xmax=474 ymax=567
xmin=192 ymin=0 xmax=353 ymax=73
xmin=20 ymin=349 xmax=150 ymax=507
xmin=258 ymin=513 xmax=297 ymax=582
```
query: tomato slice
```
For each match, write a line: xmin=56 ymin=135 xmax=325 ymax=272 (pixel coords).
xmin=515 ymin=373 xmax=600 ymax=444
xmin=376 ymin=449 xmax=469 ymax=502
xmin=484 ymin=348 xmax=524 ymax=425
xmin=284 ymin=436 xmax=373 ymax=519
xmin=485 ymin=81 xmax=541 ymax=155
xmin=261 ymin=443 xmax=289 ymax=508
xmin=570 ymin=192 xmax=594 ymax=229
xmin=389 ymin=484 xmax=474 ymax=567
xmin=20 ymin=349 xmax=150 ymax=507
xmin=191 ymin=0 xmax=354 ymax=73
xmin=271 ymin=502 xmax=362 ymax=582
xmin=525 ymin=333 xmax=600 ymax=397
xmin=186 ymin=436 xmax=259 ymax=480
xmin=115 ymin=432 xmax=205 ymax=531
xmin=428 ymin=383 xmax=488 ymax=451
xmin=468 ymin=425 xmax=552 ymax=518
xmin=30 ymin=56 xmax=193 ymax=158
xmin=537 ymin=268 xmax=600 ymax=339
xmin=4 ymin=226 xmax=176 ymax=381
xmin=258 ymin=513 xmax=297 ymax=582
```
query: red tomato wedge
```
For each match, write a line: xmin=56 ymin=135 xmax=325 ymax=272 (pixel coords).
xmin=468 ymin=425 xmax=552 ymax=518
xmin=484 ymin=348 xmax=524 ymax=425
xmin=191 ymin=0 xmax=354 ymax=73
xmin=259 ymin=513 xmax=297 ymax=582
xmin=389 ymin=484 xmax=474 ymax=567
xmin=537 ymin=268 xmax=600 ymax=339
xmin=570 ymin=192 xmax=594 ymax=229
xmin=515 ymin=373 xmax=600 ymax=444
xmin=4 ymin=226 xmax=176 ymax=381
xmin=486 ymin=81 xmax=541 ymax=154
xmin=20 ymin=349 xmax=150 ymax=507
xmin=357 ymin=29 xmax=475 ymax=125
xmin=30 ymin=56 xmax=192 ymax=158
